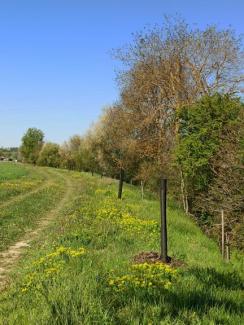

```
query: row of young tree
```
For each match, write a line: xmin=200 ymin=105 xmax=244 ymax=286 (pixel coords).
xmin=20 ymin=18 xmax=243 ymax=250
xmin=19 ymin=128 xmax=96 ymax=171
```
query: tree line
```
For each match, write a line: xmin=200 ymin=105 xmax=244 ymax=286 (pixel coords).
xmin=19 ymin=17 xmax=244 ymax=250
xmin=0 ymin=147 xmax=18 ymax=160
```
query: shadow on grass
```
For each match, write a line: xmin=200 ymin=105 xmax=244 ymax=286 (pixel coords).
xmin=189 ymin=266 xmax=244 ymax=290
xmin=167 ymin=288 xmax=242 ymax=316
xmin=163 ymin=266 xmax=243 ymax=320
xmin=103 ymin=266 xmax=243 ymax=323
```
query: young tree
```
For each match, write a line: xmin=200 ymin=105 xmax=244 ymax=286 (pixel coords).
xmin=97 ymin=105 xmax=140 ymax=198
xmin=37 ymin=142 xmax=61 ymax=168
xmin=79 ymin=130 xmax=99 ymax=175
xmin=20 ymin=128 xmax=44 ymax=164
xmin=59 ymin=135 xmax=83 ymax=170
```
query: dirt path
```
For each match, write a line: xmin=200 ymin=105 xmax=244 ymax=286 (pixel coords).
xmin=0 ymin=170 xmax=74 ymax=290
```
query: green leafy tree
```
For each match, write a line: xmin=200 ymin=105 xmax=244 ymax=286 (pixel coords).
xmin=37 ymin=142 xmax=61 ymax=168
xmin=20 ymin=128 xmax=44 ymax=164
xmin=175 ymin=94 xmax=243 ymax=219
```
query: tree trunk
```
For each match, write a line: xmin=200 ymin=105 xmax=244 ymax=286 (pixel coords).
xmin=118 ymin=168 xmax=125 ymax=199
xmin=221 ymin=210 xmax=225 ymax=259
xmin=141 ymin=181 xmax=144 ymax=200
xmin=226 ymin=233 xmax=230 ymax=261
xmin=180 ymin=169 xmax=188 ymax=213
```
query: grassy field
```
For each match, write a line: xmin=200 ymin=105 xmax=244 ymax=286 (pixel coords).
xmin=0 ymin=163 xmax=243 ymax=324
xmin=0 ymin=163 xmax=45 ymax=202
xmin=0 ymin=163 xmax=68 ymax=252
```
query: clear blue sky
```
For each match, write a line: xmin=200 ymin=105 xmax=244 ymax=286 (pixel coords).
xmin=0 ymin=0 xmax=243 ymax=147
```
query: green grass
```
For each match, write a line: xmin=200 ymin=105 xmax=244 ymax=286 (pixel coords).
xmin=0 ymin=167 xmax=243 ymax=324
xmin=0 ymin=163 xmax=47 ymax=202
xmin=0 ymin=163 xmax=67 ymax=251
xmin=0 ymin=184 xmax=65 ymax=251
xmin=0 ymin=162 xmax=29 ymax=180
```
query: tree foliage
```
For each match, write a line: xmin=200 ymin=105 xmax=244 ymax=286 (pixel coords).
xmin=20 ymin=128 xmax=44 ymax=164
xmin=175 ymin=94 xmax=243 ymax=247
xmin=37 ymin=142 xmax=61 ymax=168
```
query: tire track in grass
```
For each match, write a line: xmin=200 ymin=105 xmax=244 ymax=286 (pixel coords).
xmin=0 ymin=170 xmax=74 ymax=290
xmin=0 ymin=168 xmax=53 ymax=209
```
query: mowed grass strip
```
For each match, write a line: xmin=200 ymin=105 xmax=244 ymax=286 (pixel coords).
xmin=0 ymin=169 xmax=243 ymax=324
